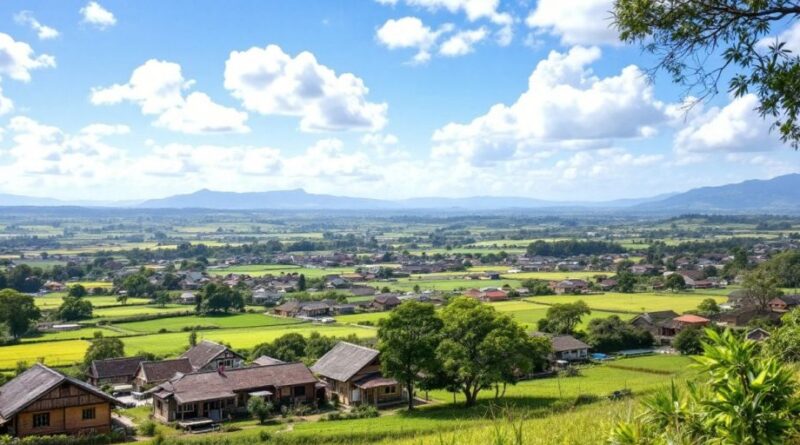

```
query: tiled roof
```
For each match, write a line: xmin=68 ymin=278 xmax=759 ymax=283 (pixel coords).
xmin=311 ymin=342 xmax=378 ymax=382
xmin=89 ymin=356 xmax=144 ymax=379
xmin=550 ymin=335 xmax=590 ymax=352
xmin=180 ymin=340 xmax=241 ymax=370
xmin=139 ymin=358 xmax=194 ymax=382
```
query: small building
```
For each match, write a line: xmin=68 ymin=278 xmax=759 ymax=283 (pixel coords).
xmin=480 ymin=289 xmax=508 ymax=302
xmin=550 ymin=335 xmax=590 ymax=361
xmin=0 ymin=364 xmax=118 ymax=437
xmin=630 ymin=311 xmax=680 ymax=343
xmin=371 ymin=294 xmax=401 ymax=311
xmin=252 ymin=356 xmax=286 ymax=366
xmin=552 ymin=279 xmax=589 ymax=295
xmin=133 ymin=358 xmax=194 ymax=392
xmin=150 ymin=363 xmax=319 ymax=423
xmin=746 ymin=328 xmax=771 ymax=342
xmin=179 ymin=292 xmax=196 ymax=305
xmin=311 ymin=342 xmax=403 ymax=407
xmin=86 ymin=356 xmax=145 ymax=387
xmin=768 ymin=294 xmax=800 ymax=313
xmin=181 ymin=340 xmax=246 ymax=372
xmin=252 ymin=290 xmax=283 ymax=306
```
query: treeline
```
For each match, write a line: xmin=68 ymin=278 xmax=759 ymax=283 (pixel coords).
xmin=526 ymin=240 xmax=626 ymax=257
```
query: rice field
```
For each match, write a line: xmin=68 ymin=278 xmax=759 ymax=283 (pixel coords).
xmin=34 ymin=294 xmax=151 ymax=310
xmin=114 ymin=313 xmax=302 ymax=333
xmin=528 ymin=292 xmax=727 ymax=314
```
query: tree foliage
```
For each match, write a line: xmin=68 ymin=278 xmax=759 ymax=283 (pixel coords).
xmin=537 ymin=300 xmax=591 ymax=335
xmin=586 ymin=315 xmax=653 ymax=353
xmin=83 ymin=333 xmax=125 ymax=367
xmin=58 ymin=296 xmax=93 ymax=321
xmin=614 ymin=0 xmax=800 ymax=148
xmin=0 ymin=289 xmax=41 ymax=339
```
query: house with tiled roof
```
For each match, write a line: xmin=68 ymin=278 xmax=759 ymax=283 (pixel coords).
xmin=133 ymin=358 xmax=194 ymax=391
xmin=86 ymin=356 xmax=145 ymax=387
xmin=180 ymin=340 xmax=245 ymax=372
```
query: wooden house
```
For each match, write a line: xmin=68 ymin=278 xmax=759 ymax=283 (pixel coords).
xmin=0 ymin=364 xmax=118 ymax=437
xmin=150 ymin=363 xmax=319 ymax=423
xmin=311 ymin=342 xmax=403 ymax=407
xmin=181 ymin=340 xmax=246 ymax=372
xmin=133 ymin=358 xmax=194 ymax=391
xmin=86 ymin=356 xmax=144 ymax=387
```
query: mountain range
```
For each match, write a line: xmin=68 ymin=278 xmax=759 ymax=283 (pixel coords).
xmin=2 ymin=174 xmax=798 ymax=214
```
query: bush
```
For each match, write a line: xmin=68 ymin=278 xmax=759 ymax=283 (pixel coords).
xmin=138 ymin=420 xmax=157 ymax=436
xmin=0 ymin=431 xmax=126 ymax=445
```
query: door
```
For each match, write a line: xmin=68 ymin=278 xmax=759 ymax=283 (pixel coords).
xmin=204 ymin=401 xmax=221 ymax=421
xmin=351 ymin=388 xmax=361 ymax=403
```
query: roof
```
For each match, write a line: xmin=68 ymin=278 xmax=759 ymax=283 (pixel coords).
xmin=354 ymin=373 xmax=399 ymax=389
xmin=253 ymin=356 xmax=286 ymax=366
xmin=373 ymin=294 xmax=401 ymax=305
xmin=633 ymin=310 xmax=680 ymax=324
xmin=550 ymin=335 xmax=590 ymax=352
xmin=153 ymin=363 xmax=317 ymax=405
xmin=0 ymin=364 xmax=118 ymax=423
xmin=310 ymin=342 xmax=379 ymax=382
xmin=139 ymin=358 xmax=194 ymax=382
xmin=674 ymin=314 xmax=710 ymax=324
xmin=89 ymin=356 xmax=145 ymax=379
xmin=180 ymin=340 xmax=241 ymax=370
xmin=774 ymin=294 xmax=800 ymax=305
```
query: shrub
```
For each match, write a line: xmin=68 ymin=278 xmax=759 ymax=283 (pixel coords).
xmin=138 ymin=420 xmax=157 ymax=436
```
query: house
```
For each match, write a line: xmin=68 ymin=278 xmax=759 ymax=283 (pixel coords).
xmin=42 ymin=281 xmax=66 ymax=293
xmin=654 ymin=314 xmax=711 ymax=341
xmin=598 ymin=279 xmax=617 ymax=291
xmin=178 ymin=292 xmax=196 ymax=305
xmin=550 ymin=335 xmax=590 ymax=361
xmin=630 ymin=311 xmax=680 ymax=343
xmin=273 ymin=301 xmax=332 ymax=318
xmin=746 ymin=328 xmax=771 ymax=342
xmin=673 ymin=314 xmax=711 ymax=327
xmin=480 ymin=289 xmax=508 ymax=302
xmin=252 ymin=356 xmax=286 ymax=366
xmin=86 ymin=356 xmax=145 ymax=387
xmin=133 ymin=358 xmax=194 ymax=391
xmin=273 ymin=300 xmax=302 ymax=317
xmin=311 ymin=342 xmax=403 ymax=407
xmin=252 ymin=290 xmax=283 ymax=306
xmin=552 ymin=279 xmax=589 ymax=295
xmin=350 ymin=286 xmax=376 ymax=297
xmin=768 ymin=294 xmax=800 ymax=313
xmin=371 ymin=294 xmax=401 ymax=311
xmin=0 ymin=364 xmax=118 ymax=437
xmin=181 ymin=340 xmax=246 ymax=372
xmin=717 ymin=308 xmax=782 ymax=327
xmin=150 ymin=363 xmax=319 ymax=423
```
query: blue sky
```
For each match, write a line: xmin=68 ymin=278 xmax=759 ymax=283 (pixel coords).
xmin=0 ymin=0 xmax=797 ymax=202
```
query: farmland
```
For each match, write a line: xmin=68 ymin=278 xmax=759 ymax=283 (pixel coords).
xmin=528 ymin=292 xmax=727 ymax=313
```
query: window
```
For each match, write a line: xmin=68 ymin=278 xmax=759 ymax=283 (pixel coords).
xmin=32 ymin=413 xmax=50 ymax=428
xmin=82 ymin=408 xmax=96 ymax=420
xmin=384 ymin=386 xmax=397 ymax=394
xmin=293 ymin=385 xmax=306 ymax=397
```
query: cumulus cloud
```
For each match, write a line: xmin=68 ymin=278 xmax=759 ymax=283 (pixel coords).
xmin=80 ymin=1 xmax=116 ymax=29
xmin=224 ymin=44 xmax=387 ymax=132
xmin=673 ymin=94 xmax=783 ymax=154
xmin=91 ymin=59 xmax=249 ymax=134
xmin=439 ymin=27 xmax=488 ymax=56
xmin=392 ymin=0 xmax=512 ymax=25
xmin=526 ymin=0 xmax=618 ymax=46
xmin=0 ymin=82 xmax=13 ymax=116
xmin=14 ymin=11 xmax=60 ymax=40
xmin=376 ymin=17 xmax=453 ymax=63
xmin=0 ymin=33 xmax=55 ymax=82
xmin=432 ymin=46 xmax=665 ymax=164
xmin=757 ymin=21 xmax=800 ymax=54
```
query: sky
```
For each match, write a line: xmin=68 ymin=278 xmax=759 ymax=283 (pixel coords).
xmin=0 ymin=0 xmax=798 ymax=202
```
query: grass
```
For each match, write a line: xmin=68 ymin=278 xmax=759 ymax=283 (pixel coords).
xmin=34 ymin=294 xmax=151 ymax=310
xmin=527 ymin=292 xmax=727 ymax=314
xmin=386 ymin=278 xmax=522 ymax=292
xmin=208 ymin=265 xmax=357 ymax=279
xmin=91 ymin=304 xmax=192 ymax=320
xmin=114 ymin=313 xmax=302 ymax=333
xmin=500 ymin=271 xmax=610 ymax=281
xmin=21 ymin=327 xmax=122 ymax=342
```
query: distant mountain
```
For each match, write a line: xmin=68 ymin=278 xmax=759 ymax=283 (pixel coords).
xmin=635 ymin=174 xmax=800 ymax=213
xmin=0 ymin=193 xmax=65 ymax=207
xmin=139 ymin=189 xmax=393 ymax=210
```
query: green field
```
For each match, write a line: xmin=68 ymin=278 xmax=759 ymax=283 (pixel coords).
xmin=34 ymin=295 xmax=151 ymax=310
xmin=501 ymin=271 xmax=609 ymax=281
xmin=208 ymin=265 xmax=356 ymax=279
xmin=91 ymin=304 xmax=192 ymax=320
xmin=114 ymin=313 xmax=302 ymax=333
xmin=528 ymin=292 xmax=727 ymax=313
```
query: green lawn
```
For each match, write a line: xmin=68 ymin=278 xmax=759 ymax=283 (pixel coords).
xmin=527 ymin=292 xmax=727 ymax=314
xmin=114 ymin=313 xmax=302 ymax=333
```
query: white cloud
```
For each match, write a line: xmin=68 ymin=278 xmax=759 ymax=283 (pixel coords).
xmin=0 ymin=33 xmax=55 ymax=82
xmin=526 ymin=0 xmax=618 ymax=46
xmin=224 ymin=44 xmax=387 ymax=132
xmin=0 ymin=82 xmax=13 ymax=115
xmin=439 ymin=27 xmax=488 ymax=56
xmin=14 ymin=11 xmax=60 ymax=40
xmin=399 ymin=0 xmax=512 ymax=25
xmin=757 ymin=21 xmax=800 ymax=54
xmin=80 ymin=2 xmax=116 ymax=29
xmin=91 ymin=59 xmax=249 ymax=134
xmin=376 ymin=17 xmax=452 ymax=63
xmin=432 ymin=46 xmax=665 ymax=164
xmin=673 ymin=94 xmax=782 ymax=154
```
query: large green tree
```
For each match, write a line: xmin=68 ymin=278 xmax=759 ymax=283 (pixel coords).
xmin=378 ymin=301 xmax=443 ymax=410
xmin=586 ymin=315 xmax=653 ymax=353
xmin=537 ymin=300 xmax=591 ymax=335
xmin=58 ymin=296 xmax=93 ymax=321
xmin=0 ymin=289 xmax=41 ymax=339
xmin=614 ymin=0 xmax=800 ymax=148
xmin=83 ymin=332 xmax=125 ymax=367
xmin=251 ymin=333 xmax=307 ymax=362
xmin=436 ymin=297 xmax=547 ymax=407
xmin=198 ymin=283 xmax=245 ymax=314
xmin=742 ymin=267 xmax=782 ymax=310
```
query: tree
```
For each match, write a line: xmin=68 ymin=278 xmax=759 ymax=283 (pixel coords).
xmin=57 ymin=296 xmax=93 ymax=321
xmin=616 ymin=272 xmax=636 ymax=293
xmin=742 ymin=267 xmax=782 ymax=310
xmin=154 ymin=291 xmax=170 ymax=308
xmin=247 ymin=396 xmax=273 ymax=424
xmin=696 ymin=298 xmax=721 ymax=318
xmin=6 ymin=265 xmax=43 ymax=293
xmin=537 ymin=300 xmax=591 ymax=335
xmin=764 ymin=308 xmax=800 ymax=362
xmin=378 ymin=301 xmax=443 ymax=410
xmin=198 ymin=283 xmax=245 ymax=314
xmin=614 ymin=0 xmax=800 ymax=148
xmin=610 ymin=329 xmax=800 ymax=444
xmin=436 ymin=297 xmax=544 ymax=407
xmin=673 ymin=327 xmax=704 ymax=355
xmin=586 ymin=315 xmax=653 ymax=353
xmin=297 ymin=274 xmax=307 ymax=291
xmin=0 ymin=289 xmax=41 ymax=339
xmin=520 ymin=279 xmax=555 ymax=296
xmin=304 ymin=331 xmax=337 ymax=362
xmin=188 ymin=330 xmax=198 ymax=348
xmin=121 ymin=273 xmax=152 ymax=299
xmin=251 ymin=333 xmax=307 ymax=362
xmin=664 ymin=273 xmax=686 ymax=292
xmin=83 ymin=333 xmax=125 ymax=367
xmin=68 ymin=284 xmax=87 ymax=298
